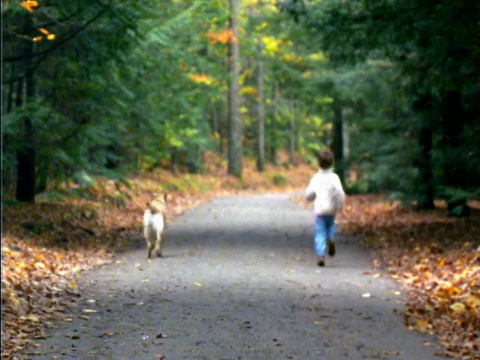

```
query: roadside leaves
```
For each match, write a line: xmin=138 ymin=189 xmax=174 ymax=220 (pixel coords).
xmin=340 ymin=195 xmax=480 ymax=359
xmin=2 ymin=151 xmax=314 ymax=359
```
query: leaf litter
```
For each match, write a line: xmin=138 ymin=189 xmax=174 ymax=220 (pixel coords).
xmin=1 ymin=152 xmax=313 ymax=359
xmin=339 ymin=195 xmax=480 ymax=359
xmin=2 ymin=154 xmax=479 ymax=359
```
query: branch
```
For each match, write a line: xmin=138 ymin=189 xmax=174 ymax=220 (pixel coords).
xmin=3 ymin=4 xmax=110 ymax=64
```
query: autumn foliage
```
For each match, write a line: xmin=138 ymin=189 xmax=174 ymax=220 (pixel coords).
xmin=1 ymin=153 xmax=313 ymax=359
xmin=340 ymin=196 xmax=480 ymax=359
xmin=2 ymin=154 xmax=479 ymax=359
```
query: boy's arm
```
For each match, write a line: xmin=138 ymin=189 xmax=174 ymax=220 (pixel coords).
xmin=305 ymin=190 xmax=316 ymax=202
xmin=304 ymin=176 xmax=316 ymax=202
xmin=333 ymin=175 xmax=346 ymax=209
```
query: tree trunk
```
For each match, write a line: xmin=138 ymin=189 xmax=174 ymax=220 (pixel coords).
xmin=16 ymin=135 xmax=36 ymax=202
xmin=414 ymin=95 xmax=435 ymax=210
xmin=442 ymin=91 xmax=470 ymax=216
xmin=211 ymin=103 xmax=222 ymax=154
xmin=289 ymin=99 xmax=296 ymax=166
xmin=269 ymin=81 xmax=279 ymax=165
xmin=15 ymin=79 xmax=37 ymax=203
xmin=256 ymin=35 xmax=265 ymax=172
xmin=7 ymin=66 xmax=16 ymax=113
xmin=15 ymin=13 xmax=36 ymax=203
xmin=331 ymin=98 xmax=345 ymax=185
xmin=418 ymin=125 xmax=435 ymax=209
xmin=227 ymin=0 xmax=242 ymax=178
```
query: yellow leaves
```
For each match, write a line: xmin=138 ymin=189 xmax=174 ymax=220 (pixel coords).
xmin=435 ymin=281 xmax=462 ymax=298
xmin=2 ymin=199 xmax=117 ymax=358
xmin=260 ymin=36 xmax=304 ymax=63
xmin=302 ymin=71 xmax=312 ymax=79
xmin=416 ymin=318 xmax=431 ymax=331
xmin=447 ymin=296 xmax=480 ymax=320
xmin=280 ymin=53 xmax=303 ymax=64
xmin=308 ymin=52 xmax=327 ymax=63
xmin=205 ymin=29 xmax=237 ymax=45
xmin=20 ymin=0 xmax=39 ymax=12
xmin=262 ymin=36 xmax=281 ymax=55
xmin=340 ymin=195 xmax=480 ymax=358
xmin=2 ymin=246 xmax=15 ymax=256
xmin=35 ymin=261 xmax=46 ymax=270
xmin=244 ymin=0 xmax=279 ymax=13
xmin=32 ymin=27 xmax=55 ymax=42
xmin=450 ymin=302 xmax=466 ymax=314
xmin=188 ymin=73 xmax=215 ymax=86
xmin=437 ymin=257 xmax=446 ymax=267
xmin=465 ymin=295 xmax=480 ymax=319
xmin=240 ymin=86 xmax=257 ymax=96
xmin=255 ymin=22 xmax=268 ymax=32
xmin=20 ymin=314 xmax=40 ymax=323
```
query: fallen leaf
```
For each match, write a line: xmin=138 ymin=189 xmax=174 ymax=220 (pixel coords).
xmin=450 ymin=302 xmax=466 ymax=314
xmin=416 ymin=319 xmax=430 ymax=331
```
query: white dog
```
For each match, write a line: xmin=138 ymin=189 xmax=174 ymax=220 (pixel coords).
xmin=143 ymin=193 xmax=167 ymax=259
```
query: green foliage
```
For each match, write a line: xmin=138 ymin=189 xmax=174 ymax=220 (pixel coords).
xmin=281 ymin=0 xmax=480 ymax=208
xmin=439 ymin=187 xmax=479 ymax=204
xmin=4 ymin=0 xmax=477 ymax=211
xmin=271 ymin=173 xmax=288 ymax=186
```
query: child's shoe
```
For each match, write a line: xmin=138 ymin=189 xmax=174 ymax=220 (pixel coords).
xmin=317 ymin=256 xmax=325 ymax=267
xmin=328 ymin=240 xmax=336 ymax=257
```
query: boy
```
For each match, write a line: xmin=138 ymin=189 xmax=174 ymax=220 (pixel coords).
xmin=304 ymin=150 xmax=345 ymax=267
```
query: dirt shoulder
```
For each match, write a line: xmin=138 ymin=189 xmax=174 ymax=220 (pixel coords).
xmin=29 ymin=193 xmax=443 ymax=360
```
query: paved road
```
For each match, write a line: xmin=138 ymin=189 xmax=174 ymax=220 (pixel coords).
xmin=31 ymin=194 xmax=443 ymax=360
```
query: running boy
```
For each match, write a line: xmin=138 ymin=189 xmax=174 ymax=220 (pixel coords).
xmin=304 ymin=150 xmax=345 ymax=267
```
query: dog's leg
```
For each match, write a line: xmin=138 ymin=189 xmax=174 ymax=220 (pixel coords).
xmin=144 ymin=227 xmax=152 ymax=259
xmin=154 ymin=232 xmax=163 ymax=258
xmin=147 ymin=238 xmax=154 ymax=259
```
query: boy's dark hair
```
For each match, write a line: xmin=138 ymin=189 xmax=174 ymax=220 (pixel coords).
xmin=318 ymin=150 xmax=334 ymax=169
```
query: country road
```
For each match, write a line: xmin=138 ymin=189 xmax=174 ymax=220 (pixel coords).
xmin=31 ymin=193 xmax=443 ymax=360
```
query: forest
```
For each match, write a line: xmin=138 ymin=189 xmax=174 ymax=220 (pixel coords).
xmin=2 ymin=0 xmax=480 ymax=358
xmin=3 ymin=0 xmax=479 ymax=210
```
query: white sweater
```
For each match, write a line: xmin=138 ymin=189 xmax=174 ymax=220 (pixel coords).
xmin=304 ymin=169 xmax=345 ymax=216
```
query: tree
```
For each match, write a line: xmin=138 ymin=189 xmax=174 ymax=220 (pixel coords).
xmin=331 ymin=97 xmax=345 ymax=185
xmin=282 ymin=0 xmax=480 ymax=213
xmin=256 ymin=34 xmax=266 ymax=172
xmin=227 ymin=0 xmax=242 ymax=178
xmin=2 ymin=1 xmax=145 ymax=201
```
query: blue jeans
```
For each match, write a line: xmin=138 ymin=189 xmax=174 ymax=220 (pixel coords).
xmin=314 ymin=215 xmax=336 ymax=256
